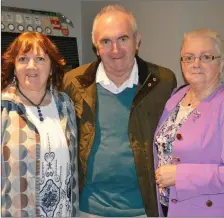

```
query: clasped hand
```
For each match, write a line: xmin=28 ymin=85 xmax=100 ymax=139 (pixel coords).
xmin=155 ymin=164 xmax=176 ymax=188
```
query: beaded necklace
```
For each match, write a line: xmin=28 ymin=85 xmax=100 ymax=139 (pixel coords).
xmin=18 ymin=87 xmax=47 ymax=122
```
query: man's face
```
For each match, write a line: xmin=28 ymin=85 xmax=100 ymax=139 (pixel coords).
xmin=94 ymin=11 xmax=141 ymax=76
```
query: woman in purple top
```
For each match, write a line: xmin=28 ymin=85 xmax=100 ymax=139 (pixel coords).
xmin=154 ymin=29 xmax=224 ymax=217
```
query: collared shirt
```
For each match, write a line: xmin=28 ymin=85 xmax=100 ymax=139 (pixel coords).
xmin=96 ymin=58 xmax=139 ymax=94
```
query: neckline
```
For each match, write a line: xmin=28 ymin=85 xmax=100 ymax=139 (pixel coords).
xmin=180 ymin=83 xmax=223 ymax=108
xmin=179 ymin=101 xmax=194 ymax=110
xmin=18 ymin=87 xmax=48 ymax=107
xmin=25 ymin=94 xmax=53 ymax=108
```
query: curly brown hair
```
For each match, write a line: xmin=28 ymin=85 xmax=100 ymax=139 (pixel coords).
xmin=1 ymin=31 xmax=66 ymax=90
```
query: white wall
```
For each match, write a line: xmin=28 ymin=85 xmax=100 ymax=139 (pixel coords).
xmin=81 ymin=0 xmax=224 ymax=85
xmin=2 ymin=0 xmax=83 ymax=64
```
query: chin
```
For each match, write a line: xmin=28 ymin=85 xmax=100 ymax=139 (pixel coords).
xmin=24 ymin=85 xmax=46 ymax=92
xmin=188 ymin=79 xmax=205 ymax=86
xmin=113 ymin=63 xmax=129 ymax=70
xmin=113 ymin=67 xmax=127 ymax=74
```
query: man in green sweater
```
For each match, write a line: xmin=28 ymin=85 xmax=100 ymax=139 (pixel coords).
xmin=62 ymin=4 xmax=176 ymax=217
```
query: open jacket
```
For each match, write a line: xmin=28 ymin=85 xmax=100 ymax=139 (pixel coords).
xmin=153 ymin=84 xmax=224 ymax=216
xmin=62 ymin=56 xmax=177 ymax=216
xmin=1 ymin=85 xmax=79 ymax=217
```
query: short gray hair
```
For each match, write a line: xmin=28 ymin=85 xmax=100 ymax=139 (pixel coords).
xmin=92 ymin=4 xmax=138 ymax=46
xmin=181 ymin=28 xmax=224 ymax=56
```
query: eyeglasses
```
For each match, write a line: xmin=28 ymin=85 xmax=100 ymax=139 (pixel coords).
xmin=181 ymin=54 xmax=221 ymax=63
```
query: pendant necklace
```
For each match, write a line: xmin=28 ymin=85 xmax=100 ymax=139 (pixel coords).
xmin=187 ymin=97 xmax=200 ymax=107
xmin=187 ymin=101 xmax=196 ymax=107
xmin=18 ymin=87 xmax=48 ymax=122
xmin=185 ymin=93 xmax=200 ymax=107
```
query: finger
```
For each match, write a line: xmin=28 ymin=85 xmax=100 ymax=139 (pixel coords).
xmin=155 ymin=171 xmax=160 ymax=177
xmin=155 ymin=174 xmax=160 ymax=181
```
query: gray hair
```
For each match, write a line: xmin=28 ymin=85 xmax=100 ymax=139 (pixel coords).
xmin=181 ymin=29 xmax=224 ymax=57
xmin=92 ymin=4 xmax=138 ymax=46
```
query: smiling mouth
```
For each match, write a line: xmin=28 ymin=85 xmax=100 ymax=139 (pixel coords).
xmin=26 ymin=74 xmax=37 ymax=77
xmin=112 ymin=58 xmax=122 ymax=60
xmin=192 ymin=72 xmax=203 ymax=74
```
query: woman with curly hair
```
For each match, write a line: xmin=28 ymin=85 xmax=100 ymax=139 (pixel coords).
xmin=1 ymin=32 xmax=79 ymax=217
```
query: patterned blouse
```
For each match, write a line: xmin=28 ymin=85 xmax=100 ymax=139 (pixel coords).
xmin=26 ymin=97 xmax=72 ymax=217
xmin=1 ymin=85 xmax=79 ymax=217
xmin=154 ymin=100 xmax=194 ymax=206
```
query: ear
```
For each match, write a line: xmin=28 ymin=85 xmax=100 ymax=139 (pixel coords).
xmin=135 ymin=32 xmax=141 ymax=50
xmin=92 ymin=43 xmax=99 ymax=56
xmin=96 ymin=47 xmax=100 ymax=56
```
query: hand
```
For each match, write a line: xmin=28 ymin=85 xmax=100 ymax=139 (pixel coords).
xmin=155 ymin=164 xmax=176 ymax=188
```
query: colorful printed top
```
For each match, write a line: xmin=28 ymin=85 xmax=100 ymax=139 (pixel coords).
xmin=1 ymin=85 xmax=79 ymax=217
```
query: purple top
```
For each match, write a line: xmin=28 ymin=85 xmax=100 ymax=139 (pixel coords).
xmin=153 ymin=84 xmax=224 ymax=217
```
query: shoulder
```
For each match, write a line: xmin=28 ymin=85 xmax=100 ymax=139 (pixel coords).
xmin=1 ymin=100 xmax=19 ymax=132
xmin=1 ymin=99 xmax=17 ymax=113
xmin=63 ymin=63 xmax=92 ymax=83
xmin=137 ymin=56 xmax=176 ymax=84
xmin=54 ymin=91 xmax=77 ymax=115
xmin=147 ymin=61 xmax=176 ymax=82
xmin=214 ymin=84 xmax=224 ymax=104
xmin=55 ymin=91 xmax=73 ymax=104
xmin=171 ymin=84 xmax=189 ymax=96
xmin=62 ymin=62 xmax=96 ymax=95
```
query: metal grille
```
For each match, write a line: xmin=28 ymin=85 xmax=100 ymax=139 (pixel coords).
xmin=1 ymin=32 xmax=79 ymax=72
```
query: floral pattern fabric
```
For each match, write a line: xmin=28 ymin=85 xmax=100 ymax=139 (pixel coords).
xmin=155 ymin=101 xmax=194 ymax=206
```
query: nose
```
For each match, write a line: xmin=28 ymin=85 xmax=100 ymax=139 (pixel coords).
xmin=111 ymin=42 xmax=120 ymax=54
xmin=26 ymin=59 xmax=37 ymax=69
xmin=192 ymin=57 xmax=201 ymax=68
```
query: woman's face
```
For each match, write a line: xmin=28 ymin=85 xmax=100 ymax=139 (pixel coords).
xmin=181 ymin=36 xmax=222 ymax=88
xmin=15 ymin=45 xmax=51 ymax=92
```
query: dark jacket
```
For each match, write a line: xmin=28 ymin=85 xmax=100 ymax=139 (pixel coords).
xmin=62 ymin=56 xmax=177 ymax=216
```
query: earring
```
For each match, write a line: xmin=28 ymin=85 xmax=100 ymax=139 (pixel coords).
xmin=12 ymin=75 xmax=17 ymax=86
xmin=50 ymin=75 xmax=53 ymax=93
